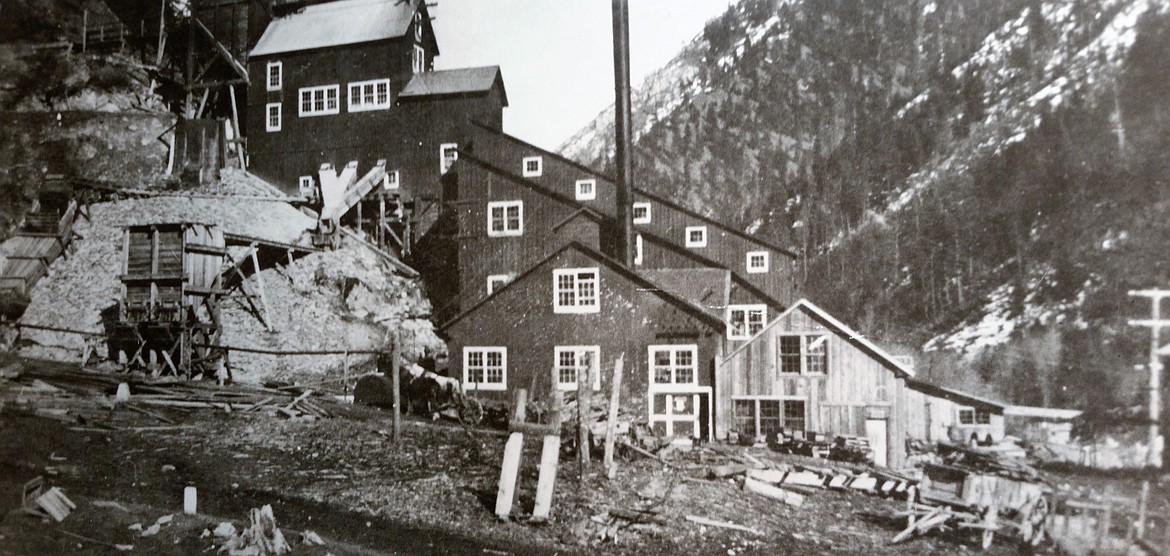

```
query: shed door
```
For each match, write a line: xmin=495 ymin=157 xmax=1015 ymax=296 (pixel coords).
xmin=865 ymin=418 xmax=888 ymax=467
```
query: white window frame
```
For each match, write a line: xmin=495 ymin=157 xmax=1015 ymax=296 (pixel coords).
xmin=552 ymin=267 xmax=600 ymax=314
xmin=746 ymin=251 xmax=770 ymax=273
xmin=486 ymin=274 xmax=511 ymax=295
xmin=382 ymin=170 xmax=400 ymax=190
xmin=439 ymin=143 xmax=458 ymax=174
xmin=522 ymin=156 xmax=543 ymax=177
xmin=413 ymin=44 xmax=426 ymax=73
xmin=298 ymin=175 xmax=313 ymax=196
xmin=778 ymin=334 xmax=829 ymax=375
xmin=648 ymin=344 xmax=699 ymax=391
xmin=266 ymin=61 xmax=282 ymax=91
xmin=685 ymin=226 xmax=708 ymax=248
xmin=463 ymin=347 xmax=506 ymax=391
xmin=298 ymin=85 xmax=340 ymax=117
xmin=347 ymin=78 xmax=392 ymax=112
xmin=727 ymin=304 xmax=767 ymax=340
xmin=958 ymin=407 xmax=992 ymax=425
xmin=554 ymin=345 xmax=602 ymax=391
xmin=486 ymin=200 xmax=523 ymax=237
xmin=265 ymin=103 xmax=281 ymax=132
xmin=632 ymin=202 xmax=651 ymax=224
xmin=575 ymin=179 xmax=596 ymax=200
xmin=634 ymin=234 xmax=643 ymax=265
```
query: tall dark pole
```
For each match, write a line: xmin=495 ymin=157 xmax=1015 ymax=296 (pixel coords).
xmin=612 ymin=0 xmax=634 ymax=267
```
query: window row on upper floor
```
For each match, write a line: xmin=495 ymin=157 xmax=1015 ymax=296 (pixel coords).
xmin=263 ymin=78 xmax=395 ymax=131
xmin=462 ymin=344 xmax=698 ymax=392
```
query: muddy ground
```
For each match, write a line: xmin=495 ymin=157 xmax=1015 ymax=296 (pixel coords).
xmin=1 ymin=360 xmax=1165 ymax=555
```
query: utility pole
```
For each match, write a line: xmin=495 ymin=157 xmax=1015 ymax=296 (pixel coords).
xmin=611 ymin=0 xmax=634 ymax=268
xmin=1127 ymin=289 xmax=1168 ymax=540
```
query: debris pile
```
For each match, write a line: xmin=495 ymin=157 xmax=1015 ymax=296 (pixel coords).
xmin=217 ymin=505 xmax=292 ymax=556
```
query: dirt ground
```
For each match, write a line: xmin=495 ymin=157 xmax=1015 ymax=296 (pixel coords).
xmin=1 ymin=359 xmax=1165 ymax=555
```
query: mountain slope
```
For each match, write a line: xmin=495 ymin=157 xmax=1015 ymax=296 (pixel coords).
xmin=561 ymin=0 xmax=1170 ymax=413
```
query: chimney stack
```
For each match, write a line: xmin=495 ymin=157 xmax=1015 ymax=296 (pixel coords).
xmin=611 ymin=0 xmax=634 ymax=267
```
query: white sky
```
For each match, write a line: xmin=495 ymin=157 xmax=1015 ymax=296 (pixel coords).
xmin=434 ymin=1 xmax=733 ymax=151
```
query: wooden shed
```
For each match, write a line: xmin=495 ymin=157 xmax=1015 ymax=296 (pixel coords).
xmin=720 ymin=299 xmax=915 ymax=467
xmin=905 ymin=380 xmax=1008 ymax=446
xmin=112 ymin=223 xmax=227 ymax=377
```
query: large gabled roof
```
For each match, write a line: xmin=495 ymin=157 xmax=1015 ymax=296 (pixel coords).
xmin=467 ymin=121 xmax=798 ymax=258
xmin=723 ymin=298 xmax=915 ymax=378
xmin=439 ymin=241 xmax=725 ymax=332
xmin=251 ymin=0 xmax=430 ymax=57
xmin=399 ymin=66 xmax=508 ymax=106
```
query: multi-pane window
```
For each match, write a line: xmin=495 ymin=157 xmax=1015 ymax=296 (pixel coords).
xmin=733 ymin=398 xmax=806 ymax=437
xmin=747 ymin=251 xmax=769 ymax=273
xmin=733 ymin=399 xmax=756 ymax=436
xmin=522 ymin=156 xmax=542 ymax=177
xmin=634 ymin=234 xmax=643 ymax=265
xmin=486 ymin=274 xmax=511 ymax=295
xmin=554 ymin=346 xmax=600 ymax=391
xmin=727 ymin=305 xmax=766 ymax=340
xmin=779 ymin=335 xmax=828 ymax=374
xmin=650 ymin=345 xmax=696 ymax=386
xmin=440 ymin=143 xmax=458 ymax=174
xmin=463 ymin=347 xmax=506 ymax=390
xmin=632 ymin=202 xmax=651 ymax=224
xmin=298 ymin=85 xmax=339 ymax=116
xmin=413 ymin=44 xmax=426 ymax=73
xmin=784 ymin=400 xmax=806 ymax=432
xmin=685 ymin=226 xmax=707 ymax=248
xmin=553 ymin=268 xmax=599 ymax=313
xmin=576 ymin=179 xmax=596 ymax=200
xmin=958 ymin=407 xmax=991 ymax=425
xmin=298 ymin=176 xmax=313 ymax=197
xmin=383 ymin=170 xmax=399 ymax=190
xmin=486 ymin=201 xmax=523 ymax=237
xmin=266 ymin=61 xmax=282 ymax=91
xmin=348 ymin=79 xmax=391 ymax=111
xmin=265 ymin=103 xmax=281 ymax=132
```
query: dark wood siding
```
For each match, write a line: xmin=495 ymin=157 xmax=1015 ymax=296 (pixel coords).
xmin=443 ymin=246 xmax=722 ymax=429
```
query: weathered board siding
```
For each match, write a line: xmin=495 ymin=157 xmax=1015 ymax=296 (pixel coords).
xmin=721 ymin=305 xmax=909 ymax=466
xmin=905 ymin=387 xmax=1006 ymax=444
xmin=442 ymin=245 xmax=723 ymax=438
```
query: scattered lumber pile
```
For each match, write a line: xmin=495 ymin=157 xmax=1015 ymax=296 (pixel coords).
xmin=0 ymin=360 xmax=336 ymax=428
xmin=937 ymin=442 xmax=1043 ymax=481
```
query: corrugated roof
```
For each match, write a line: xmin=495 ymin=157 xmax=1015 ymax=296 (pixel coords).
xmin=251 ymin=0 xmax=419 ymax=57
xmin=398 ymin=66 xmax=507 ymax=105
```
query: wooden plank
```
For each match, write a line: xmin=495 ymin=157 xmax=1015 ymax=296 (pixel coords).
xmin=685 ymin=515 xmax=763 ymax=536
xmin=532 ymin=390 xmax=563 ymax=521
xmin=743 ymin=476 xmax=803 ymax=507
xmin=495 ymin=388 xmax=528 ymax=519
xmin=603 ymin=354 xmax=624 ymax=479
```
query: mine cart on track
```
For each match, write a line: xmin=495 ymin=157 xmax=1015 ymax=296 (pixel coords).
xmin=895 ymin=462 xmax=1051 ymax=550
xmin=109 ymin=223 xmax=226 ymax=378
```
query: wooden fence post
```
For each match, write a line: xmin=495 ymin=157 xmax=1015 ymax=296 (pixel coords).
xmin=495 ymin=388 xmax=527 ymax=519
xmin=604 ymin=354 xmax=624 ymax=479
xmin=391 ymin=333 xmax=401 ymax=443
xmin=532 ymin=390 xmax=563 ymax=521
xmin=577 ymin=360 xmax=592 ymax=481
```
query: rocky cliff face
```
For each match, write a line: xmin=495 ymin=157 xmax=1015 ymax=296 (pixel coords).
xmin=562 ymin=0 xmax=1170 ymax=413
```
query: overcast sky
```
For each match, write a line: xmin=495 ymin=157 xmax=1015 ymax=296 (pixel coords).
xmin=433 ymin=1 xmax=733 ymax=151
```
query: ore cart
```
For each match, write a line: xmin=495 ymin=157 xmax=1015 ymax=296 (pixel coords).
xmin=895 ymin=463 xmax=1051 ymax=549
xmin=110 ymin=223 xmax=226 ymax=377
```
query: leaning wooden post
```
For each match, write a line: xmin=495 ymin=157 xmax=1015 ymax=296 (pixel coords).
xmin=391 ymin=334 xmax=401 ymax=444
xmin=577 ymin=359 xmax=592 ymax=480
xmin=495 ymin=388 xmax=527 ymax=519
xmin=532 ymin=390 xmax=563 ymax=521
xmin=603 ymin=354 xmax=624 ymax=479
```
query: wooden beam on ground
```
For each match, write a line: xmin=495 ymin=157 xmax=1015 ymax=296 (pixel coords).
xmin=685 ymin=515 xmax=763 ymax=536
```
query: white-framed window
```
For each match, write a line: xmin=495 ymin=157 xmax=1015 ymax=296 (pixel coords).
xmin=348 ymin=78 xmax=391 ymax=112
xmin=486 ymin=274 xmax=512 ymax=295
xmin=440 ymin=143 xmax=458 ymax=174
xmin=958 ymin=407 xmax=992 ymax=425
xmin=463 ymin=347 xmax=506 ymax=391
xmin=298 ymin=175 xmax=313 ymax=197
xmin=746 ymin=251 xmax=769 ymax=273
xmin=554 ymin=346 xmax=601 ymax=391
xmin=486 ymin=201 xmax=523 ymax=237
xmin=575 ymin=179 xmax=596 ymax=200
xmin=685 ymin=226 xmax=708 ymax=248
xmin=632 ymin=202 xmax=651 ymax=224
xmin=413 ymin=44 xmax=426 ymax=73
xmin=265 ymin=103 xmax=282 ymax=132
xmin=727 ymin=304 xmax=766 ymax=340
xmin=553 ymin=267 xmax=599 ymax=314
xmin=522 ymin=156 xmax=542 ymax=177
xmin=266 ymin=61 xmax=282 ymax=91
xmin=383 ymin=170 xmax=400 ymax=190
xmin=778 ymin=334 xmax=828 ymax=375
xmin=634 ymin=234 xmax=643 ymax=265
xmin=732 ymin=398 xmax=807 ymax=437
xmin=649 ymin=345 xmax=697 ymax=388
xmin=298 ymin=85 xmax=339 ymax=116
